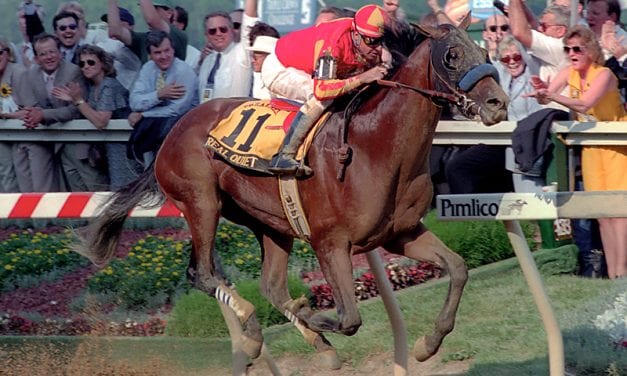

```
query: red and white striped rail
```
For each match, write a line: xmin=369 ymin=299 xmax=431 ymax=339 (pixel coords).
xmin=0 ymin=192 xmax=182 ymax=219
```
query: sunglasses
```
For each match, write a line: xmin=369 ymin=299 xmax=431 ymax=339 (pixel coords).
xmin=78 ymin=59 xmax=97 ymax=68
xmin=208 ymin=26 xmax=229 ymax=35
xmin=58 ymin=24 xmax=78 ymax=32
xmin=360 ymin=34 xmax=383 ymax=47
xmin=563 ymin=45 xmax=585 ymax=54
xmin=233 ymin=22 xmax=241 ymax=30
xmin=500 ymin=53 xmax=522 ymax=64
xmin=539 ymin=22 xmax=563 ymax=31
xmin=488 ymin=24 xmax=510 ymax=33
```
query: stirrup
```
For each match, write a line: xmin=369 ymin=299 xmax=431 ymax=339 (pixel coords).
xmin=295 ymin=164 xmax=313 ymax=178
xmin=268 ymin=154 xmax=300 ymax=175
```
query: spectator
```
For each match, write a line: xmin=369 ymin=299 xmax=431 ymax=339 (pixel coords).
xmin=526 ymin=25 xmax=627 ymax=279
xmin=509 ymin=0 xmax=570 ymax=88
xmin=106 ymin=0 xmax=187 ymax=64
xmin=172 ymin=5 xmax=201 ymax=70
xmin=247 ymin=36 xmax=278 ymax=99
xmin=56 ymin=1 xmax=109 ymax=46
xmin=497 ymin=35 xmax=544 ymax=192
xmin=11 ymin=33 xmax=82 ymax=192
xmin=426 ymin=0 xmax=455 ymax=25
xmin=53 ymin=45 xmax=139 ymax=189
xmin=127 ymin=30 xmax=198 ymax=168
xmin=382 ymin=0 xmax=406 ymax=22
xmin=98 ymin=7 xmax=142 ymax=91
xmin=198 ymin=0 xmax=259 ymax=102
xmin=247 ymin=22 xmax=280 ymax=100
xmin=586 ymin=0 xmax=627 ymax=59
xmin=483 ymin=13 xmax=510 ymax=62
xmin=53 ymin=11 xmax=82 ymax=64
xmin=261 ymin=4 xmax=389 ymax=175
xmin=230 ymin=8 xmax=244 ymax=43
xmin=16 ymin=1 xmax=45 ymax=68
xmin=0 ymin=36 xmax=26 ymax=193
xmin=315 ymin=7 xmax=354 ymax=25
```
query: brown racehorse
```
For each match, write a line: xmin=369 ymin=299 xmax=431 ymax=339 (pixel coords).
xmin=75 ymin=18 xmax=508 ymax=372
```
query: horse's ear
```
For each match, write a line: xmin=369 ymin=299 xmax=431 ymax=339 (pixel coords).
xmin=458 ymin=11 xmax=472 ymax=30
xmin=413 ymin=23 xmax=441 ymax=39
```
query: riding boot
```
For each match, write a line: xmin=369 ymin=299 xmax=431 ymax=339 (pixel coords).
xmin=268 ymin=109 xmax=320 ymax=175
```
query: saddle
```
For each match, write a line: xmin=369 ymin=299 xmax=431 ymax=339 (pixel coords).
xmin=205 ymin=99 xmax=330 ymax=174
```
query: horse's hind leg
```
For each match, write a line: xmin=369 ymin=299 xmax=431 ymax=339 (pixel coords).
xmin=385 ymin=223 xmax=468 ymax=362
xmin=168 ymin=183 xmax=263 ymax=360
xmin=258 ymin=233 xmax=341 ymax=370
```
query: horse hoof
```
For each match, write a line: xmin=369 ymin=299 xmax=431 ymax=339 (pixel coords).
xmin=315 ymin=349 xmax=342 ymax=370
xmin=412 ymin=336 xmax=435 ymax=362
xmin=239 ymin=336 xmax=263 ymax=359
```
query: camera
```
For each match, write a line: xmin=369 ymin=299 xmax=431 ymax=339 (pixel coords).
xmin=493 ymin=0 xmax=508 ymax=16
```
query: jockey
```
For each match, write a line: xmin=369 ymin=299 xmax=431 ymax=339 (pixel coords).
xmin=261 ymin=4 xmax=391 ymax=175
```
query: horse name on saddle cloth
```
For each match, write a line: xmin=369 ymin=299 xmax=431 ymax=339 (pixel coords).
xmin=206 ymin=100 xmax=329 ymax=173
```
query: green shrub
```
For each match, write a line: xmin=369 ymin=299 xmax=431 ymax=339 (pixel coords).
xmin=166 ymin=276 xmax=310 ymax=338
xmin=237 ymin=275 xmax=311 ymax=328
xmin=0 ymin=229 xmax=88 ymax=290
xmin=423 ymin=211 xmax=535 ymax=268
xmin=165 ymin=289 xmax=229 ymax=338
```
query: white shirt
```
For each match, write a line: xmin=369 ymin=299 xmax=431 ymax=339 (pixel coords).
xmin=529 ymin=30 xmax=569 ymax=111
xmin=252 ymin=72 xmax=271 ymax=99
xmin=185 ymin=45 xmax=201 ymax=71
xmin=197 ymin=14 xmax=257 ymax=101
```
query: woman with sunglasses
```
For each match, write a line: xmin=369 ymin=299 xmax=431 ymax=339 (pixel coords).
xmin=53 ymin=44 xmax=139 ymax=189
xmin=261 ymin=4 xmax=390 ymax=175
xmin=0 ymin=36 xmax=26 ymax=193
xmin=527 ymin=25 xmax=627 ymax=279
xmin=497 ymin=35 xmax=545 ymax=193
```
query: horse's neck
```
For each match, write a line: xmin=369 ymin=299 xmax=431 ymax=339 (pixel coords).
xmin=379 ymin=43 xmax=439 ymax=149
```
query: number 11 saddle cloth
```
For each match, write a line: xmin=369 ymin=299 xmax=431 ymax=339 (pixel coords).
xmin=206 ymin=99 xmax=330 ymax=173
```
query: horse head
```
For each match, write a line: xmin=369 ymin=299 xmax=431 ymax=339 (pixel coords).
xmin=416 ymin=15 xmax=509 ymax=125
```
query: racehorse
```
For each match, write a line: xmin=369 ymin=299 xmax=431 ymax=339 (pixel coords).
xmin=75 ymin=16 xmax=508 ymax=373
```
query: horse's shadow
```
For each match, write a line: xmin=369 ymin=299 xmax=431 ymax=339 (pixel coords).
xmin=465 ymin=326 xmax=625 ymax=375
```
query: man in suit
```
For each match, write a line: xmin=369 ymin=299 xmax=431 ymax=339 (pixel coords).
xmin=12 ymin=33 xmax=82 ymax=192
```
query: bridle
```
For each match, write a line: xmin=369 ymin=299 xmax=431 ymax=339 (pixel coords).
xmin=377 ymin=35 xmax=499 ymax=119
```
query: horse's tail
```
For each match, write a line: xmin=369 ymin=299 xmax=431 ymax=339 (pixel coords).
xmin=72 ymin=164 xmax=164 ymax=267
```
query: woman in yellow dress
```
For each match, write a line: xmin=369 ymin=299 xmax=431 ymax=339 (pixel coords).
xmin=527 ymin=25 xmax=627 ymax=279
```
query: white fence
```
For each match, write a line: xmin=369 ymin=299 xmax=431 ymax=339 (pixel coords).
xmin=2 ymin=119 xmax=627 ymax=145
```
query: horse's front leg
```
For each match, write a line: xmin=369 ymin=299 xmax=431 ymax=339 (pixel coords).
xmin=307 ymin=243 xmax=361 ymax=336
xmin=258 ymin=233 xmax=341 ymax=370
xmin=385 ymin=222 xmax=468 ymax=362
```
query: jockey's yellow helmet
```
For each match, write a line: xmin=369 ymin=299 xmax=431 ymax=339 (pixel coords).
xmin=353 ymin=4 xmax=389 ymax=38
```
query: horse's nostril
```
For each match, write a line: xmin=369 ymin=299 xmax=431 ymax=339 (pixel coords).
xmin=487 ymin=97 xmax=505 ymax=110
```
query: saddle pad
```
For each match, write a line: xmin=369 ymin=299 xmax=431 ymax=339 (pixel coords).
xmin=206 ymin=100 xmax=329 ymax=173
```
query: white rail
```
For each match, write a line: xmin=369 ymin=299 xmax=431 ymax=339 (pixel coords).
xmin=2 ymin=119 xmax=627 ymax=145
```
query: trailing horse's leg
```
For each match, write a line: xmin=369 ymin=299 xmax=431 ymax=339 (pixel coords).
xmin=258 ymin=233 xmax=341 ymax=370
xmin=308 ymin=245 xmax=362 ymax=335
xmin=385 ymin=223 xmax=468 ymax=362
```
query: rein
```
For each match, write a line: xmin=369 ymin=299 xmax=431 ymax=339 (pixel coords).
xmin=376 ymin=79 xmax=472 ymax=111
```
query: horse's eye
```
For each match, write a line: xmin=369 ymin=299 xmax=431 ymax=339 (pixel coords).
xmin=444 ymin=47 xmax=463 ymax=69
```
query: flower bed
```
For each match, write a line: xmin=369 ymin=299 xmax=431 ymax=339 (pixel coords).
xmin=0 ymin=224 xmax=441 ymax=336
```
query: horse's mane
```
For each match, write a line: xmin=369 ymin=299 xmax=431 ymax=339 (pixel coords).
xmin=330 ymin=23 xmax=429 ymax=122
xmin=383 ymin=22 xmax=429 ymax=74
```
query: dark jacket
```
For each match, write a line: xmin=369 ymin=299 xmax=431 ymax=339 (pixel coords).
xmin=512 ymin=108 xmax=569 ymax=175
